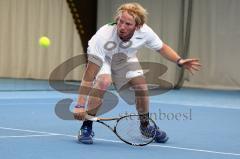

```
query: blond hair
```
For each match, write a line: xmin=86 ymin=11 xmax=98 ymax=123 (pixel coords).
xmin=115 ymin=3 xmax=148 ymax=27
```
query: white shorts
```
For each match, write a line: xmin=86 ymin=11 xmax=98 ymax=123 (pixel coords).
xmin=96 ymin=55 xmax=144 ymax=90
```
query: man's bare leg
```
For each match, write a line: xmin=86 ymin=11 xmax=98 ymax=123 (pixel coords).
xmin=87 ymin=74 xmax=112 ymax=116
xmin=129 ymin=76 xmax=169 ymax=143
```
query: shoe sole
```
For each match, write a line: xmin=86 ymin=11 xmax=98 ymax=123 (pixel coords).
xmin=155 ymin=136 xmax=169 ymax=143
xmin=79 ymin=140 xmax=93 ymax=144
xmin=77 ymin=136 xmax=93 ymax=144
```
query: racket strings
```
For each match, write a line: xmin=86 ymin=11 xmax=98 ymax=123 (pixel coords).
xmin=115 ymin=115 xmax=156 ymax=145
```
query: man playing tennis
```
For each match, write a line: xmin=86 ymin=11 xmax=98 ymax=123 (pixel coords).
xmin=74 ymin=3 xmax=201 ymax=144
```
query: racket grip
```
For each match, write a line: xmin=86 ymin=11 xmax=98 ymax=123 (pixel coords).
xmin=85 ymin=114 xmax=98 ymax=121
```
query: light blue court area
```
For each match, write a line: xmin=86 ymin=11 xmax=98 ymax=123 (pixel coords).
xmin=0 ymin=87 xmax=240 ymax=159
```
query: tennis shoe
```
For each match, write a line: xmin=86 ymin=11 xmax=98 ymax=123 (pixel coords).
xmin=77 ymin=126 xmax=94 ymax=144
xmin=140 ymin=125 xmax=169 ymax=143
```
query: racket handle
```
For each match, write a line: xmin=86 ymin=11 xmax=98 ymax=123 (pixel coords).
xmin=85 ymin=114 xmax=98 ymax=121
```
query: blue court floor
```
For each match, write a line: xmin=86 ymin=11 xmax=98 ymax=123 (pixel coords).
xmin=0 ymin=88 xmax=240 ymax=159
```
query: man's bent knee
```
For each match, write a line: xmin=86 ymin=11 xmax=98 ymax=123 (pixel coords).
xmin=95 ymin=75 xmax=112 ymax=90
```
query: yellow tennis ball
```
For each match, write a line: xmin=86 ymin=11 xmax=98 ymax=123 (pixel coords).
xmin=39 ymin=36 xmax=51 ymax=48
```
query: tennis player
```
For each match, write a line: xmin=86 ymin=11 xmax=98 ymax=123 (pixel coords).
xmin=74 ymin=2 xmax=201 ymax=144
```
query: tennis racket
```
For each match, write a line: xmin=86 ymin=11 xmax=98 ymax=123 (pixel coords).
xmin=84 ymin=114 xmax=157 ymax=146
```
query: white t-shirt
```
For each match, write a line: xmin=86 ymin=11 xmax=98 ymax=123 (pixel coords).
xmin=87 ymin=23 xmax=163 ymax=64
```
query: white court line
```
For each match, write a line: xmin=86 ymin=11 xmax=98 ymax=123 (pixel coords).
xmin=0 ymin=134 xmax=59 ymax=139
xmin=0 ymin=127 xmax=74 ymax=137
xmin=95 ymin=138 xmax=240 ymax=156
xmin=0 ymin=126 xmax=240 ymax=156
xmin=151 ymin=100 xmax=240 ymax=110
